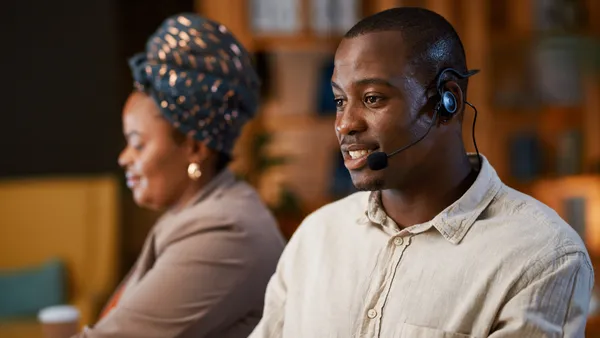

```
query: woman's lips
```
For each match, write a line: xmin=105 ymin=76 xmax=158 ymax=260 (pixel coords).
xmin=126 ymin=174 xmax=141 ymax=189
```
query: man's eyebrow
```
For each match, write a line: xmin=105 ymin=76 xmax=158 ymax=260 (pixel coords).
xmin=331 ymin=78 xmax=398 ymax=89
xmin=355 ymin=78 xmax=396 ymax=87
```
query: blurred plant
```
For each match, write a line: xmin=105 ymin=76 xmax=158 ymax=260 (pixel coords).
xmin=236 ymin=125 xmax=303 ymax=218
xmin=525 ymin=0 xmax=600 ymax=108
xmin=272 ymin=185 xmax=304 ymax=217
xmin=534 ymin=0 xmax=600 ymax=75
xmin=538 ymin=35 xmax=600 ymax=76
xmin=251 ymin=131 xmax=287 ymax=179
xmin=238 ymin=130 xmax=285 ymax=186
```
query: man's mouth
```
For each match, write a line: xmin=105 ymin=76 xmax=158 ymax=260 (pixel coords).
xmin=348 ymin=149 xmax=374 ymax=160
xmin=342 ymin=144 xmax=380 ymax=170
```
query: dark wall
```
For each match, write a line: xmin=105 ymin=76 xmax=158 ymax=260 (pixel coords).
xmin=3 ymin=0 xmax=193 ymax=178
xmin=4 ymin=0 xmax=122 ymax=177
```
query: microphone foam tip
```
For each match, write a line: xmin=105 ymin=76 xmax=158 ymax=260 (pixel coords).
xmin=367 ymin=152 xmax=388 ymax=171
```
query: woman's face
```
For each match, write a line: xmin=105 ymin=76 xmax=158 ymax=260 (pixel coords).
xmin=118 ymin=92 xmax=192 ymax=210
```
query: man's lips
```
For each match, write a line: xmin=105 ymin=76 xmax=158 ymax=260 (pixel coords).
xmin=341 ymin=144 xmax=380 ymax=170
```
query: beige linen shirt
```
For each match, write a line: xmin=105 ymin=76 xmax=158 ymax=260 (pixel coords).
xmin=250 ymin=155 xmax=594 ymax=338
xmin=74 ymin=169 xmax=285 ymax=338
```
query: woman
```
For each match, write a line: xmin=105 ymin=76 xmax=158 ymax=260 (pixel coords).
xmin=73 ymin=13 xmax=285 ymax=338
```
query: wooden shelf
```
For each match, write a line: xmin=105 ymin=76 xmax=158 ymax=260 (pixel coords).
xmin=253 ymin=34 xmax=342 ymax=52
xmin=200 ymin=0 xmax=600 ymax=244
xmin=587 ymin=252 xmax=600 ymax=336
xmin=530 ymin=174 xmax=600 ymax=188
xmin=491 ymin=106 xmax=584 ymax=141
xmin=587 ymin=314 xmax=600 ymax=337
xmin=263 ymin=113 xmax=335 ymax=131
xmin=531 ymin=175 xmax=600 ymax=255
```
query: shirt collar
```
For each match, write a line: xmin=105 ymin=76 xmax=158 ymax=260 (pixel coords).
xmin=365 ymin=154 xmax=502 ymax=244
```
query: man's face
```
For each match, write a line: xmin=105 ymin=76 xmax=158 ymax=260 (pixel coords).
xmin=332 ymin=31 xmax=437 ymax=191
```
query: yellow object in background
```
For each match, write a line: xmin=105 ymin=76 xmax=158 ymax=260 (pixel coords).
xmin=0 ymin=176 xmax=121 ymax=338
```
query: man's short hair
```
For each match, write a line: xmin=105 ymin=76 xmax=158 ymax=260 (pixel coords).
xmin=344 ymin=7 xmax=469 ymax=95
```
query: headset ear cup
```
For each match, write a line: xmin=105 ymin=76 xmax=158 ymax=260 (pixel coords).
xmin=440 ymin=91 xmax=457 ymax=120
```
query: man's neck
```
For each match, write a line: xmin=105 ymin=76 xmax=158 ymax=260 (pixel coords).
xmin=381 ymin=154 xmax=477 ymax=228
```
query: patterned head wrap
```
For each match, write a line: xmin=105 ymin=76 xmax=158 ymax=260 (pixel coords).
xmin=128 ymin=13 xmax=260 ymax=155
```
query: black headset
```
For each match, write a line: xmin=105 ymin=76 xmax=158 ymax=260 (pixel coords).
xmin=365 ymin=67 xmax=483 ymax=171
xmin=434 ymin=68 xmax=480 ymax=122
xmin=434 ymin=67 xmax=482 ymax=169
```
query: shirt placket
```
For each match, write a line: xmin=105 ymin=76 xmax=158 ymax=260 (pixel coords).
xmin=359 ymin=234 xmax=412 ymax=338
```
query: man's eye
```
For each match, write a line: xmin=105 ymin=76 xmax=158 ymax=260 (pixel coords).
xmin=334 ymin=99 xmax=344 ymax=107
xmin=365 ymin=96 xmax=380 ymax=104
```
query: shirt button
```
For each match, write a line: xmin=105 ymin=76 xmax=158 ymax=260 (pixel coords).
xmin=367 ymin=309 xmax=377 ymax=319
xmin=393 ymin=237 xmax=404 ymax=246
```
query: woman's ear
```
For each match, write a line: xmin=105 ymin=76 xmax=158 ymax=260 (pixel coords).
xmin=185 ymin=136 xmax=211 ymax=164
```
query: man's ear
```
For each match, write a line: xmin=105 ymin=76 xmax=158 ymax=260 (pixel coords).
xmin=421 ymin=88 xmax=440 ymax=122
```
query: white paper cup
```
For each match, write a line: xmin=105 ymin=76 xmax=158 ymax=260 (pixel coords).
xmin=38 ymin=305 xmax=80 ymax=338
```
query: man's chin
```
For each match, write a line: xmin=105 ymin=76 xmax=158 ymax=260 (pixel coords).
xmin=350 ymin=173 xmax=385 ymax=191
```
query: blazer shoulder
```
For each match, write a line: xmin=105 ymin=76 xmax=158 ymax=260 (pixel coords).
xmin=155 ymin=180 xmax=278 ymax=248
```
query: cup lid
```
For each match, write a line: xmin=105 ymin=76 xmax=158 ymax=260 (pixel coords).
xmin=38 ymin=305 xmax=80 ymax=323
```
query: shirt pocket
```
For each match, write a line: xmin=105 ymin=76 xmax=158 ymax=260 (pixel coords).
xmin=396 ymin=323 xmax=476 ymax=338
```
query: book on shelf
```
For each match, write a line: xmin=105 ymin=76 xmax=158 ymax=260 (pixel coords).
xmin=250 ymin=0 xmax=301 ymax=34
xmin=309 ymin=0 xmax=360 ymax=36
xmin=556 ymin=129 xmax=583 ymax=176
xmin=509 ymin=132 xmax=543 ymax=182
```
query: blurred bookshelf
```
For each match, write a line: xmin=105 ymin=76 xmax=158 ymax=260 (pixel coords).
xmin=197 ymin=0 xmax=600 ymax=224
xmin=197 ymin=0 xmax=600 ymax=330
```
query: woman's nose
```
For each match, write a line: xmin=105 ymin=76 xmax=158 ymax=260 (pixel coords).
xmin=117 ymin=147 xmax=131 ymax=168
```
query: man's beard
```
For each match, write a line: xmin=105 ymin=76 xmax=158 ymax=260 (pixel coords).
xmin=354 ymin=179 xmax=385 ymax=192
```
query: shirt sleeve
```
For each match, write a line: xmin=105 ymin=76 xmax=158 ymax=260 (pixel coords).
xmin=247 ymin=260 xmax=286 ymax=337
xmin=72 ymin=221 xmax=259 ymax=338
xmin=488 ymin=250 xmax=594 ymax=338
xmin=248 ymin=213 xmax=311 ymax=338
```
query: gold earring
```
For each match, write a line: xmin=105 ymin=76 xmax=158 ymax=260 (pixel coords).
xmin=187 ymin=163 xmax=202 ymax=180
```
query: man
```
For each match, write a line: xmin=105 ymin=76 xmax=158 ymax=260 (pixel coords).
xmin=250 ymin=7 xmax=593 ymax=338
